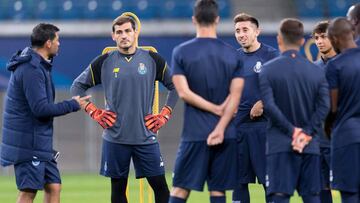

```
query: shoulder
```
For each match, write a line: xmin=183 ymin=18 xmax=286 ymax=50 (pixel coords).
xmin=147 ymin=50 xmax=165 ymax=62
xmin=91 ymin=52 xmax=110 ymax=64
xmin=261 ymin=43 xmax=279 ymax=57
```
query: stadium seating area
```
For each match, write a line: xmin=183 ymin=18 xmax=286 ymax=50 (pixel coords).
xmin=295 ymin=0 xmax=359 ymax=18
xmin=0 ymin=0 xmax=230 ymax=20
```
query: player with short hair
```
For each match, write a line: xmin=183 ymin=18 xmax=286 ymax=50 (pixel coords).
xmin=169 ymin=0 xmax=244 ymax=203
xmin=0 ymin=23 xmax=88 ymax=203
xmin=347 ymin=3 xmax=360 ymax=46
xmin=259 ymin=18 xmax=330 ymax=203
xmin=326 ymin=17 xmax=360 ymax=203
xmin=232 ymin=12 xmax=279 ymax=203
xmin=71 ymin=16 xmax=178 ymax=203
xmin=312 ymin=20 xmax=336 ymax=203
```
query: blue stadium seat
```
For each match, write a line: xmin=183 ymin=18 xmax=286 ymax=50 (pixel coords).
xmin=0 ymin=0 xmax=10 ymax=19
xmin=326 ymin=0 xmax=358 ymax=17
xmin=295 ymin=0 xmax=325 ymax=18
xmin=33 ymin=0 xmax=57 ymax=20
xmin=158 ymin=0 xmax=194 ymax=19
xmin=218 ymin=0 xmax=230 ymax=18
xmin=10 ymin=0 xmax=35 ymax=20
xmin=57 ymin=0 xmax=85 ymax=20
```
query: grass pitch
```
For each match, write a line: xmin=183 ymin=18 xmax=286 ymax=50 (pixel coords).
xmin=0 ymin=173 xmax=341 ymax=202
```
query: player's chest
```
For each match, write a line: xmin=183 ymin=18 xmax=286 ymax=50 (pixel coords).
xmin=102 ymin=58 xmax=155 ymax=82
xmin=242 ymin=57 xmax=266 ymax=77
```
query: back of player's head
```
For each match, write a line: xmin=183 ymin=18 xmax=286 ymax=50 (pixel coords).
xmin=112 ymin=16 xmax=136 ymax=32
xmin=279 ymin=18 xmax=304 ymax=45
xmin=348 ymin=3 xmax=360 ymax=22
xmin=233 ymin=13 xmax=259 ymax=28
xmin=31 ymin=23 xmax=59 ymax=48
xmin=193 ymin=0 xmax=219 ymax=26
xmin=328 ymin=17 xmax=354 ymax=40
xmin=312 ymin=20 xmax=330 ymax=36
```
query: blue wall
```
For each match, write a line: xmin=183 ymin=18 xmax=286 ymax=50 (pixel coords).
xmin=0 ymin=35 xmax=315 ymax=89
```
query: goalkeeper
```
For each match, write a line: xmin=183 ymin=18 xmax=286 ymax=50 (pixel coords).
xmin=71 ymin=16 xmax=178 ymax=203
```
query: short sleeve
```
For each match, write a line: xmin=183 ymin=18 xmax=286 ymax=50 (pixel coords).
xmin=171 ymin=46 xmax=185 ymax=75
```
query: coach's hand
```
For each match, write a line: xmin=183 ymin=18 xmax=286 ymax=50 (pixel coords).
xmin=85 ymin=102 xmax=117 ymax=129
xmin=207 ymin=127 xmax=224 ymax=146
xmin=250 ymin=100 xmax=263 ymax=119
xmin=291 ymin=128 xmax=312 ymax=153
xmin=144 ymin=106 xmax=172 ymax=133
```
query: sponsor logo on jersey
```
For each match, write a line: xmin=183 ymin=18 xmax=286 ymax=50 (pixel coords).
xmin=113 ymin=67 xmax=120 ymax=78
xmin=253 ymin=61 xmax=262 ymax=73
xmin=138 ymin=63 xmax=147 ymax=75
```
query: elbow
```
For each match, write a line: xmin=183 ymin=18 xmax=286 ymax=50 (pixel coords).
xmin=177 ymin=90 xmax=188 ymax=100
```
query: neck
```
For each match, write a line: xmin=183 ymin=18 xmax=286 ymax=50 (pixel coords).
xmin=321 ymin=49 xmax=336 ymax=60
xmin=281 ymin=44 xmax=300 ymax=53
xmin=118 ymin=46 xmax=136 ymax=55
xmin=339 ymin=40 xmax=358 ymax=52
xmin=196 ymin=24 xmax=217 ymax=38
xmin=33 ymin=47 xmax=49 ymax=60
xmin=243 ymin=40 xmax=261 ymax=53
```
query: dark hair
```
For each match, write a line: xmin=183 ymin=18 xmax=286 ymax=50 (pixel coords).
xmin=350 ymin=3 xmax=360 ymax=20
xmin=312 ymin=20 xmax=330 ymax=36
xmin=280 ymin=18 xmax=304 ymax=45
xmin=193 ymin=0 xmax=218 ymax=26
xmin=233 ymin=13 xmax=259 ymax=28
xmin=112 ymin=16 xmax=136 ymax=32
xmin=31 ymin=23 xmax=59 ymax=48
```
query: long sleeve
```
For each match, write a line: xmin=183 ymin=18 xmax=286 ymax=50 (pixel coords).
xmin=22 ymin=67 xmax=80 ymax=118
xmin=259 ymin=70 xmax=294 ymax=135
xmin=70 ymin=54 xmax=106 ymax=97
xmin=150 ymin=51 xmax=178 ymax=109
xmin=302 ymin=76 xmax=330 ymax=136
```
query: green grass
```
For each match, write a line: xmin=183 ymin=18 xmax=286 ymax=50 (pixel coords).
xmin=0 ymin=173 xmax=341 ymax=203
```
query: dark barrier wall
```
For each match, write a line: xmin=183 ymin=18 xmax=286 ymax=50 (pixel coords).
xmin=0 ymin=35 xmax=279 ymax=88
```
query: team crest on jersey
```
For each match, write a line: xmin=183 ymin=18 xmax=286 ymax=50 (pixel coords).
xmin=113 ymin=68 xmax=120 ymax=78
xmin=138 ymin=63 xmax=147 ymax=75
xmin=32 ymin=156 xmax=40 ymax=166
xmin=253 ymin=61 xmax=262 ymax=73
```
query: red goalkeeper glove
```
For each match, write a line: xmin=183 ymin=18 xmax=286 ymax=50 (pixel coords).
xmin=85 ymin=102 xmax=117 ymax=129
xmin=144 ymin=106 xmax=172 ymax=133
xmin=291 ymin=128 xmax=312 ymax=153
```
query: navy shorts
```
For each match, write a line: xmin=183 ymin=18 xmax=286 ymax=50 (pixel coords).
xmin=266 ymin=152 xmax=321 ymax=196
xmin=100 ymin=139 xmax=165 ymax=179
xmin=237 ymin=125 xmax=266 ymax=184
xmin=320 ymin=147 xmax=331 ymax=189
xmin=331 ymin=143 xmax=360 ymax=193
xmin=172 ymin=139 xmax=239 ymax=191
xmin=14 ymin=158 xmax=61 ymax=190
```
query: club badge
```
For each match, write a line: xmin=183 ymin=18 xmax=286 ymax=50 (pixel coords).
xmin=138 ymin=63 xmax=147 ymax=75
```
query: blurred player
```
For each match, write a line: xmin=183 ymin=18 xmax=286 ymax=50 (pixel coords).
xmin=232 ymin=13 xmax=279 ymax=203
xmin=347 ymin=3 xmax=360 ymax=46
xmin=71 ymin=16 xmax=178 ymax=203
xmin=326 ymin=17 xmax=360 ymax=203
xmin=259 ymin=18 xmax=330 ymax=203
xmin=169 ymin=1 xmax=244 ymax=203
xmin=0 ymin=23 xmax=88 ymax=203
xmin=312 ymin=20 xmax=336 ymax=203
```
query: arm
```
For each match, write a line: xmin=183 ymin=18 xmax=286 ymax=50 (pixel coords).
xmin=22 ymin=67 xmax=80 ymax=118
xmin=70 ymin=54 xmax=106 ymax=98
xmin=207 ymin=78 xmax=244 ymax=145
xmin=302 ymin=76 xmax=330 ymax=136
xmin=172 ymin=75 xmax=224 ymax=116
xmin=259 ymin=69 xmax=295 ymax=136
